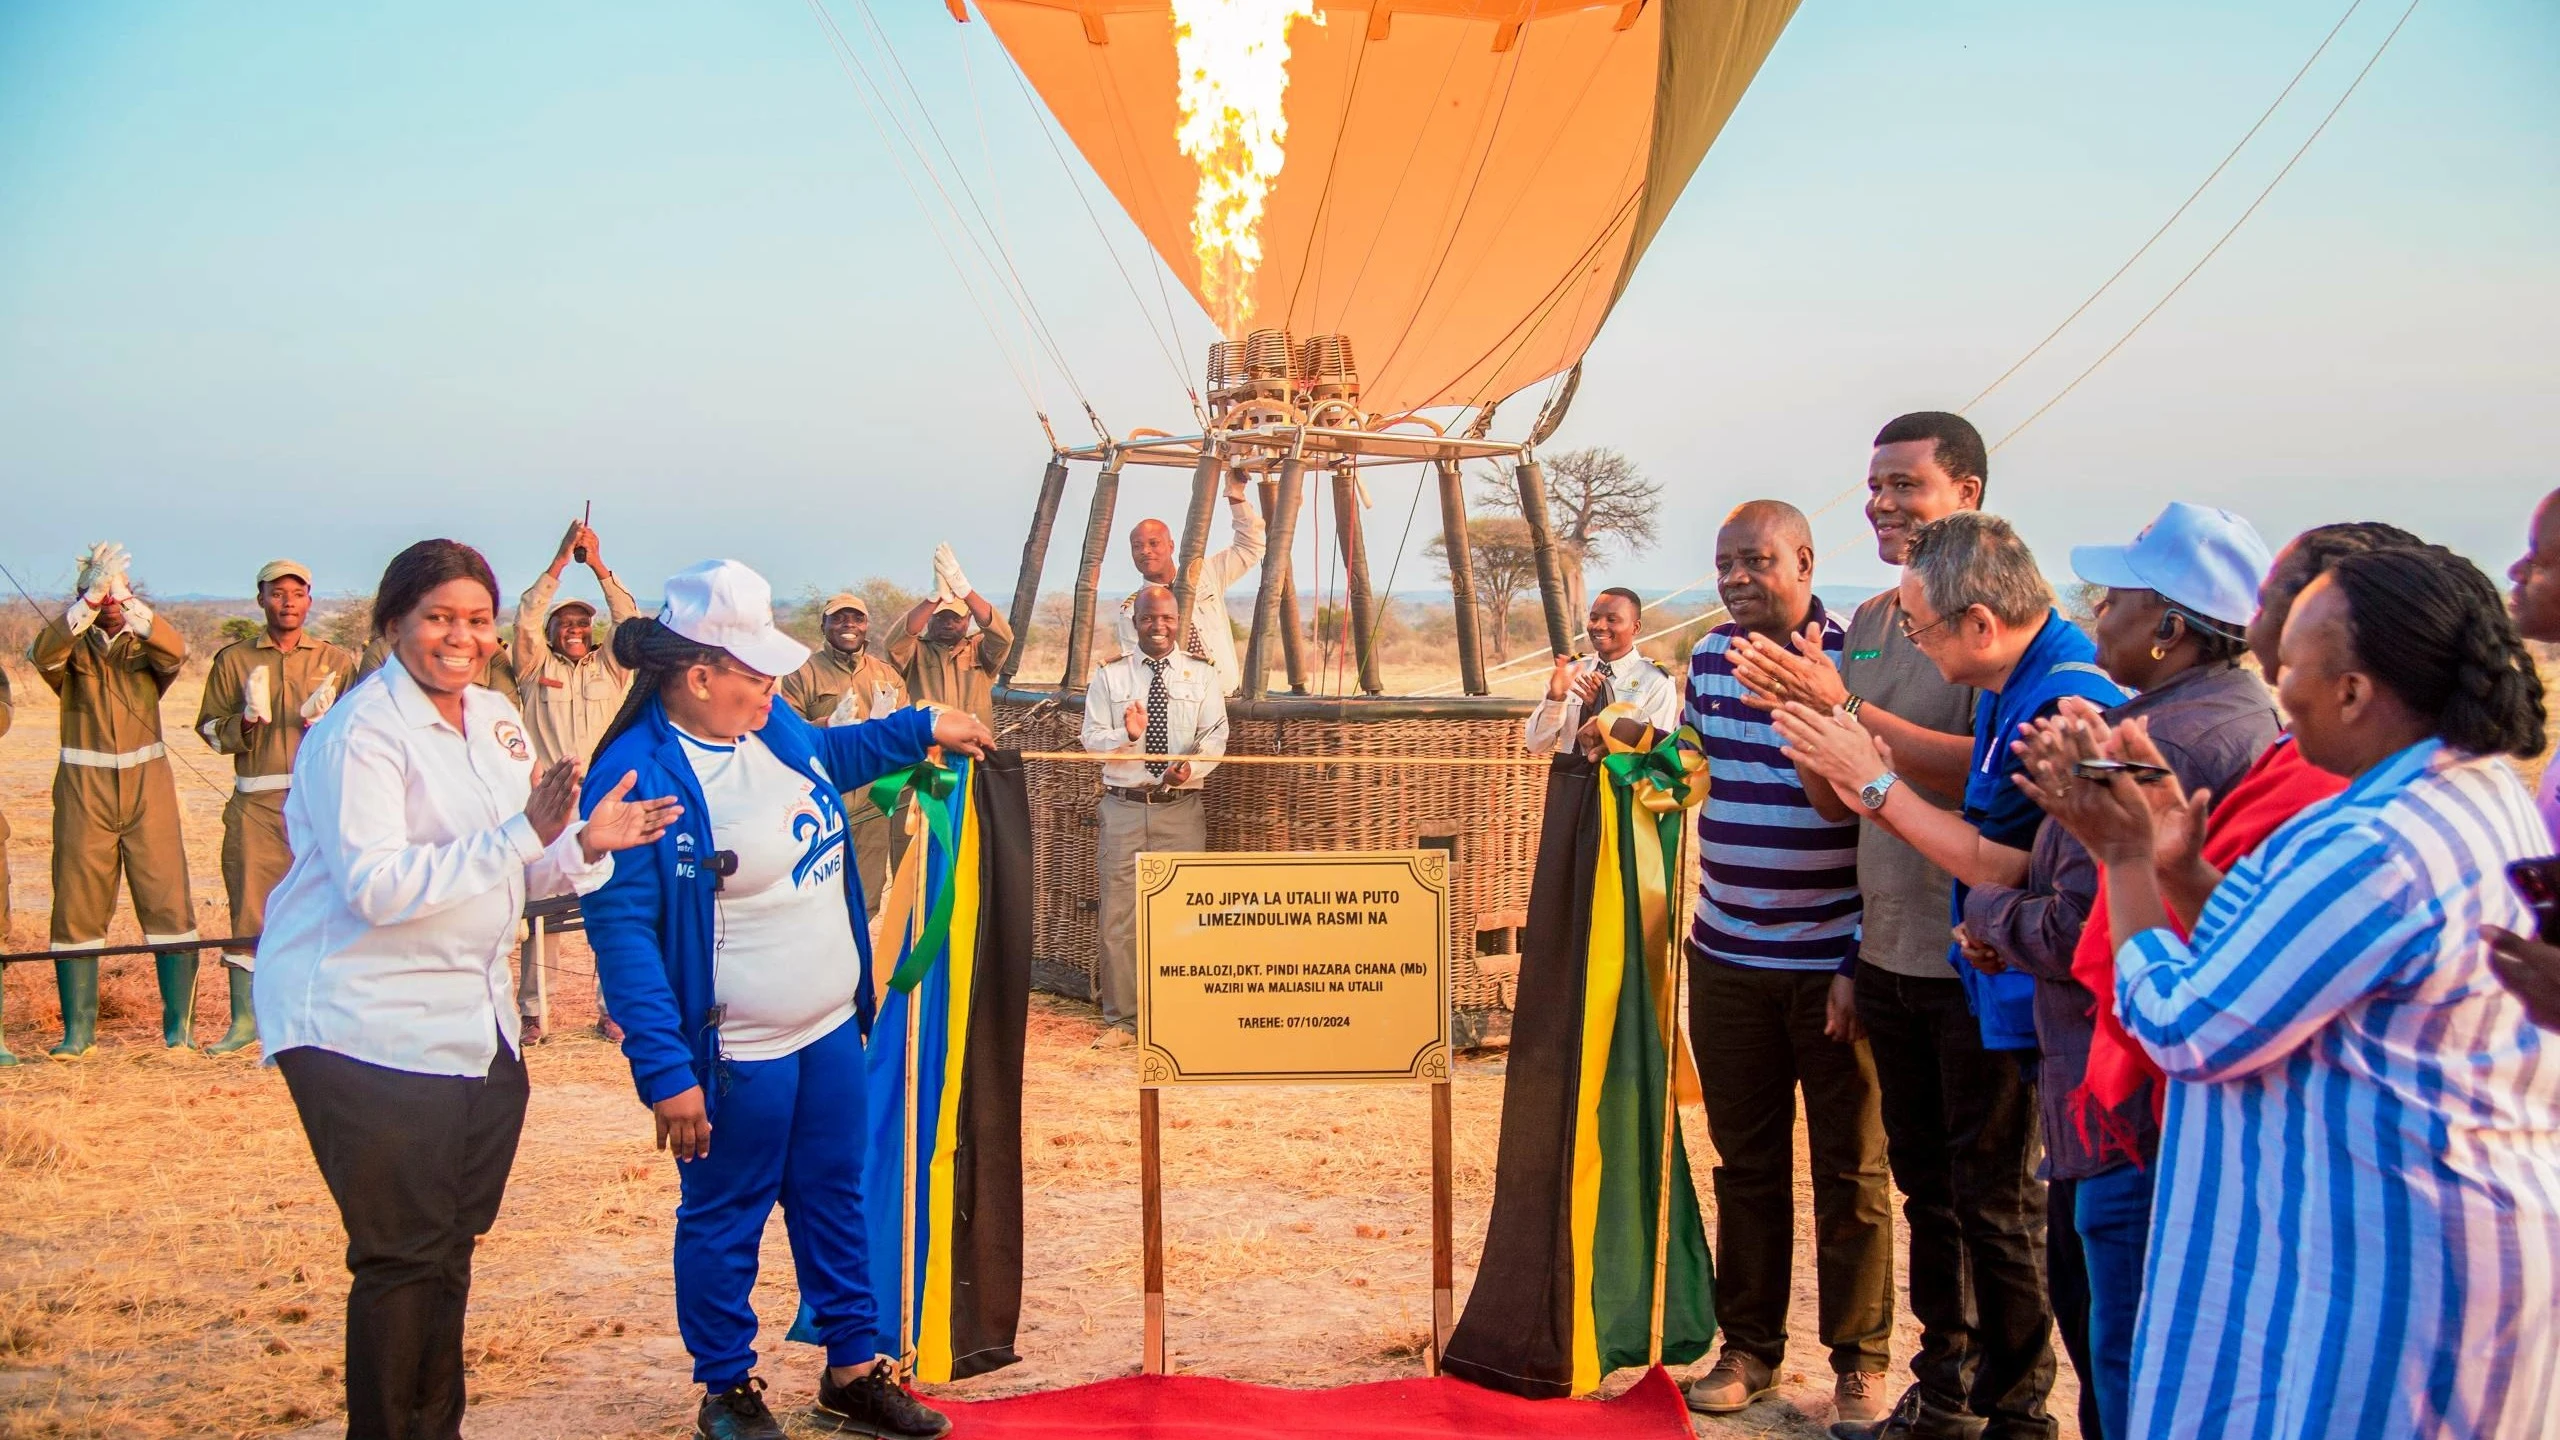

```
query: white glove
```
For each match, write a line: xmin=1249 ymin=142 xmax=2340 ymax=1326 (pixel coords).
xmin=299 ymin=672 xmax=341 ymax=725
xmin=826 ymin=689 xmax=865 ymax=727
xmin=933 ymin=542 xmax=970 ymax=600
xmin=74 ymin=541 xmax=130 ymax=603
xmin=242 ymin=667 xmax=275 ymax=726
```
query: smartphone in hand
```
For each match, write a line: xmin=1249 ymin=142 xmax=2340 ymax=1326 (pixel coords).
xmin=2505 ymin=857 xmax=2560 ymax=944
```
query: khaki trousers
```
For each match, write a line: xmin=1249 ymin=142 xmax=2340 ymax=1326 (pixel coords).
xmin=1094 ymin=791 xmax=1204 ymax=1029
xmin=50 ymin=759 xmax=196 ymax=946
xmin=221 ymin=790 xmax=292 ymax=969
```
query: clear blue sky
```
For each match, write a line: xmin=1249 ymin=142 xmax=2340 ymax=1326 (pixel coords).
xmin=2 ymin=0 xmax=2552 ymax=619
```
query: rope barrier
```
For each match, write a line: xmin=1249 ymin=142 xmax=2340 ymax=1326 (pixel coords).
xmin=1014 ymin=749 xmax=1549 ymax=768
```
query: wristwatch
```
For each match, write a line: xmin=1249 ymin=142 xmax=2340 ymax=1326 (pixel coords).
xmin=1857 ymin=772 xmax=1900 ymax=811
xmin=1841 ymin=692 xmax=1865 ymax=719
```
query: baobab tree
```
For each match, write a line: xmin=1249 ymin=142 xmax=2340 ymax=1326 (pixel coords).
xmin=1476 ymin=446 xmax=1662 ymax=626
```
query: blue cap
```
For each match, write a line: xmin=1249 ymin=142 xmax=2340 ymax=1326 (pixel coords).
xmin=2070 ymin=502 xmax=2273 ymax=631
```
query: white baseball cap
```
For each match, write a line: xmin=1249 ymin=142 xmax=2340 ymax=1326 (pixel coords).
xmin=2070 ymin=502 xmax=2273 ymax=632
xmin=657 ymin=560 xmax=811 ymax=678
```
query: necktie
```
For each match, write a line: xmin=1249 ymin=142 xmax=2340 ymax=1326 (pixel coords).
xmin=1144 ymin=657 xmax=1172 ymax=780
xmin=1182 ymin=612 xmax=1211 ymax=664
xmin=1585 ymin=659 xmax=1616 ymax=717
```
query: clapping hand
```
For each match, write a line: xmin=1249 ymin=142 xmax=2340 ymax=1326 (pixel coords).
xmin=1730 ymin=624 xmax=1848 ymax=713
xmin=523 ymin=759 xmax=584 ymax=845
xmin=1544 ymin=653 xmax=1577 ymax=703
xmin=1124 ymin=700 xmax=1147 ymax=740
xmin=75 ymin=542 xmax=131 ymax=606
xmin=932 ymin=542 xmax=972 ymax=602
xmin=300 ymin=672 xmax=342 ymax=725
xmin=581 ymin=770 xmax=684 ymax=860
xmin=1772 ymin=701 xmax=1892 ymax=793
xmin=2009 ymin=711 xmax=2174 ymax=870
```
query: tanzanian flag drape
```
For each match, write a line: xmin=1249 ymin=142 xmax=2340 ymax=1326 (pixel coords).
xmin=787 ymin=751 xmax=1032 ymax=1381
xmin=1442 ymin=752 xmax=1714 ymax=1399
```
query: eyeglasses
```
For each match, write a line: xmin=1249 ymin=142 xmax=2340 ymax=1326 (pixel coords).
xmin=711 ymin=659 xmax=778 ymax=695
xmin=1899 ymin=609 xmax=1958 ymax=644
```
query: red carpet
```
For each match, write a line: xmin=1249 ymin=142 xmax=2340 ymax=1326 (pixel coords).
xmin=939 ymin=1366 xmax=1694 ymax=1440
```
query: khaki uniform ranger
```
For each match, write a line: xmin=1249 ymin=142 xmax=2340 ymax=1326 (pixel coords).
xmin=780 ymin=592 xmax=910 ymax=916
xmin=1079 ymin=585 xmax=1226 ymax=1041
xmin=889 ymin=543 xmax=1013 ymax=728
xmin=194 ymin=559 xmax=358 ymax=1054
xmin=29 ymin=542 xmax=198 ymax=1057
xmin=508 ymin=519 xmax=639 ymax=1041
xmin=512 ymin=520 xmax=641 ymax=770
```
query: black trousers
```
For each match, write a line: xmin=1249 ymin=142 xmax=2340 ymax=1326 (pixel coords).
xmin=2046 ymin=1178 xmax=2103 ymax=1440
xmin=1854 ymin=964 xmax=2056 ymax=1440
xmin=1689 ymin=957 xmax=1894 ymax=1374
xmin=279 ymin=1041 xmax=529 ymax=1440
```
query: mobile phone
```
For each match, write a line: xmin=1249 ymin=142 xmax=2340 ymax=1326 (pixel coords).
xmin=2506 ymin=857 xmax=2560 ymax=944
xmin=2071 ymin=758 xmax=2173 ymax=785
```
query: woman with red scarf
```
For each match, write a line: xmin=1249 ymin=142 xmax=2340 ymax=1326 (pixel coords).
xmin=2017 ymin=521 xmax=2417 ymax=1437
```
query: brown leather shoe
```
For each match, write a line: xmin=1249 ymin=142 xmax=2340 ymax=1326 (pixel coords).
xmin=1835 ymin=1369 xmax=1889 ymax=1425
xmin=520 ymin=1017 xmax=547 ymax=1046
xmin=1685 ymin=1350 xmax=1776 ymax=1414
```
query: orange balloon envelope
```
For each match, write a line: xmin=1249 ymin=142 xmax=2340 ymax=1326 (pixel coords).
xmin=971 ymin=0 xmax=1801 ymax=418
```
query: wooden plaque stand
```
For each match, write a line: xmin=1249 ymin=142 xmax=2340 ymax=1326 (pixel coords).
xmin=1139 ymin=1079 xmax=1456 ymax=1376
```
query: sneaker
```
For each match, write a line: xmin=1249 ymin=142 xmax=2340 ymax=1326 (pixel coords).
xmin=1686 ymin=1349 xmax=1777 ymax=1414
xmin=1835 ymin=1369 xmax=1890 ymax=1425
xmin=696 ymin=1377 xmax=786 ymax=1440
xmin=1827 ymin=1382 xmax=1988 ymax=1440
xmin=812 ymin=1359 xmax=952 ymax=1438
xmin=1089 ymin=1027 xmax=1137 ymax=1051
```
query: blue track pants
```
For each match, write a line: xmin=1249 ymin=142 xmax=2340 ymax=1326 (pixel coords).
xmin=674 ymin=1015 xmax=876 ymax=1389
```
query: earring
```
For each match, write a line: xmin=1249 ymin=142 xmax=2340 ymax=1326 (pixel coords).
xmin=2149 ymin=644 xmax=2167 ymax=661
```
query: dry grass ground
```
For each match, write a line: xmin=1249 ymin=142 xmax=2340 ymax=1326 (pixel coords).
xmin=0 ymin=663 xmax=2111 ymax=1438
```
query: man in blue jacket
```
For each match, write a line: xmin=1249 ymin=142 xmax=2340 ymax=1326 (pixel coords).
xmin=1776 ymin=511 xmax=2122 ymax=1440
xmin=578 ymin=559 xmax=993 ymax=1440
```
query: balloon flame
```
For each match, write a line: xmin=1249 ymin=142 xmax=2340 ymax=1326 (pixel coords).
xmin=1171 ymin=0 xmax=1320 ymax=338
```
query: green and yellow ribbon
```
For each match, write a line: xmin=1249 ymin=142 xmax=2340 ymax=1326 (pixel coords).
xmin=870 ymin=755 xmax=963 ymax=994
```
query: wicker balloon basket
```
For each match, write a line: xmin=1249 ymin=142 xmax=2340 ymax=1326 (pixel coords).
xmin=996 ymin=690 xmax=1546 ymax=1036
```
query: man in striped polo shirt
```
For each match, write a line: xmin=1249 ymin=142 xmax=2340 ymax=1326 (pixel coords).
xmin=1680 ymin=500 xmax=1893 ymax=1425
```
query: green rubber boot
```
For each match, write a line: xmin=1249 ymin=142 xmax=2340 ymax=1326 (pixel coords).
xmin=155 ymin=951 xmax=201 ymax=1049
xmin=202 ymin=962 xmax=258 ymax=1056
xmin=50 ymin=959 xmax=99 ymax=1059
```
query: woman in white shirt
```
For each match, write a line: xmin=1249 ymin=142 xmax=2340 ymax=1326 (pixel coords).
xmin=255 ymin=539 xmax=675 ymax=1440
xmin=581 ymin=560 xmax=990 ymax=1440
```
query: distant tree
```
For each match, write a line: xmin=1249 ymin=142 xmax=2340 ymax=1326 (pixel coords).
xmin=1476 ymin=445 xmax=1662 ymax=624
xmin=318 ymin=597 xmax=375 ymax=652
xmin=1426 ymin=516 xmax=1541 ymax=663
xmin=219 ymin=617 xmax=261 ymax=646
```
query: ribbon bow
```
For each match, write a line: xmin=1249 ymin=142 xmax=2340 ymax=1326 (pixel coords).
xmin=870 ymin=755 xmax=964 ymax=994
xmin=1597 ymin=709 xmax=1708 ymax=816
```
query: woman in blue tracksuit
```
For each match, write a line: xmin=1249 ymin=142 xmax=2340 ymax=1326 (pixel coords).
xmin=580 ymin=560 xmax=991 ymax=1440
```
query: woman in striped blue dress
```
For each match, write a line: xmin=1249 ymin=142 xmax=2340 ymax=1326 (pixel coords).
xmin=2022 ymin=543 xmax=2560 ymax=1438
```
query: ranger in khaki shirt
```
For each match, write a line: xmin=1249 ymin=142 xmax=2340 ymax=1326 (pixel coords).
xmin=780 ymin=591 xmax=911 ymax=916
xmin=513 ymin=520 xmax=640 ymax=770
xmin=888 ymin=544 xmax=1014 ymax=728
xmin=194 ymin=559 xmax=358 ymax=1053
xmin=28 ymin=542 xmax=197 ymax=1057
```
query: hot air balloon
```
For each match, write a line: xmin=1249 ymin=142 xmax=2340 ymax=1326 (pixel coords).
xmin=961 ymin=0 xmax=1801 ymax=1032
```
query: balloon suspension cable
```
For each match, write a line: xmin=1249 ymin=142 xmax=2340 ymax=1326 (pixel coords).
xmin=1990 ymin=0 xmax=2423 ymax=451
xmin=1964 ymin=0 xmax=2375 ymax=413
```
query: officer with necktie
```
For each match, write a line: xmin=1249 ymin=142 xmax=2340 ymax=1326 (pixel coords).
xmin=1078 ymin=584 xmax=1227 ymax=1046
